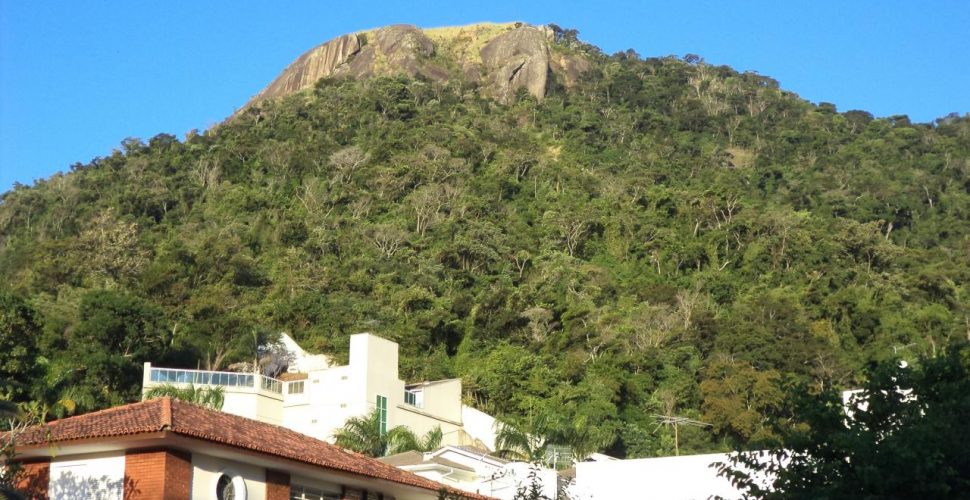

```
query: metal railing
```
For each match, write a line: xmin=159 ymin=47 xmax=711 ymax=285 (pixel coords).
xmin=148 ymin=367 xmax=283 ymax=394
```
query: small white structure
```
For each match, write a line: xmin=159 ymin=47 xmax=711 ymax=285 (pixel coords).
xmin=142 ymin=332 xmax=498 ymax=450
xmin=382 ymin=445 xmax=560 ymax=500
xmin=570 ymin=453 xmax=741 ymax=500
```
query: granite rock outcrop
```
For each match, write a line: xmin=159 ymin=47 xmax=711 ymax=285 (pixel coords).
xmin=240 ymin=22 xmax=591 ymax=112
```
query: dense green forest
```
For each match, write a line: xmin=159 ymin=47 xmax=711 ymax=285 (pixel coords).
xmin=1 ymin=34 xmax=969 ymax=459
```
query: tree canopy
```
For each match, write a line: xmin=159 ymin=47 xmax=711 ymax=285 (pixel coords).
xmin=718 ymin=342 xmax=970 ymax=499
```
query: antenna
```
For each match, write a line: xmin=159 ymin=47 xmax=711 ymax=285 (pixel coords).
xmin=652 ymin=414 xmax=712 ymax=456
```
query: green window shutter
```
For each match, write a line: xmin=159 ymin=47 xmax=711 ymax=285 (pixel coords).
xmin=377 ymin=395 xmax=387 ymax=435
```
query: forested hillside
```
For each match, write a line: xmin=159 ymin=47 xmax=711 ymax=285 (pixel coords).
xmin=2 ymin=26 xmax=969 ymax=459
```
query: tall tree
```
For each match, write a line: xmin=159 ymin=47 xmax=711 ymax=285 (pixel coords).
xmin=718 ymin=343 xmax=970 ymax=499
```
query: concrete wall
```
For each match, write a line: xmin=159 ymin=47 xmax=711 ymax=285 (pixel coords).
xmin=418 ymin=381 xmax=462 ymax=422
xmin=353 ymin=334 xmax=406 ymax=427
xmin=572 ymin=453 xmax=741 ymax=500
xmin=302 ymin=364 xmax=356 ymax=441
xmin=396 ymin=406 xmax=464 ymax=447
xmin=461 ymin=405 xmax=498 ymax=450
xmin=193 ymin=452 xmax=267 ymax=500
xmin=48 ymin=452 xmax=125 ymax=500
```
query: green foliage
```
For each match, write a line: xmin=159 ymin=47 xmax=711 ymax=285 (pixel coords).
xmin=1 ymin=47 xmax=968 ymax=460
xmin=717 ymin=343 xmax=970 ymax=499
xmin=333 ymin=409 xmax=442 ymax=457
xmin=513 ymin=466 xmax=554 ymax=500
xmin=1 ymin=400 xmax=60 ymax=497
xmin=142 ymin=383 xmax=225 ymax=410
xmin=0 ymin=292 xmax=40 ymax=399
xmin=495 ymin=420 xmax=548 ymax=463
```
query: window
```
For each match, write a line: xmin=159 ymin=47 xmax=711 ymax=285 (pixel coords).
xmin=289 ymin=381 xmax=305 ymax=394
xmin=213 ymin=472 xmax=247 ymax=500
xmin=290 ymin=484 xmax=340 ymax=500
xmin=376 ymin=395 xmax=387 ymax=435
xmin=404 ymin=389 xmax=423 ymax=408
xmin=261 ymin=376 xmax=282 ymax=393
xmin=216 ymin=475 xmax=235 ymax=500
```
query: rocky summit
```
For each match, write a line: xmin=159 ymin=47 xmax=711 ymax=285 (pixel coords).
xmin=242 ymin=22 xmax=591 ymax=110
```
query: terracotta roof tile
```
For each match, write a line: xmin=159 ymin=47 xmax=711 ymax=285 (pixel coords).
xmin=11 ymin=398 xmax=492 ymax=499
xmin=14 ymin=398 xmax=169 ymax=446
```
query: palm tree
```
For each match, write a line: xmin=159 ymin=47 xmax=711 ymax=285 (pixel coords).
xmin=333 ymin=409 xmax=443 ymax=457
xmin=388 ymin=424 xmax=442 ymax=455
xmin=143 ymin=384 xmax=225 ymax=410
xmin=494 ymin=421 xmax=547 ymax=463
xmin=333 ymin=410 xmax=386 ymax=457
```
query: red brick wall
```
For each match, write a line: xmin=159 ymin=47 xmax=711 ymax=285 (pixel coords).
xmin=123 ymin=449 xmax=191 ymax=499
xmin=14 ymin=460 xmax=49 ymax=500
xmin=265 ymin=469 xmax=290 ymax=500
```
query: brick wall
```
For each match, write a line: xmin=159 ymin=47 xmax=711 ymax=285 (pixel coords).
xmin=265 ymin=469 xmax=290 ymax=500
xmin=123 ymin=449 xmax=191 ymax=499
xmin=14 ymin=460 xmax=49 ymax=500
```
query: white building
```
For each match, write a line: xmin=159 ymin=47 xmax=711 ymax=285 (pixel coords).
xmin=570 ymin=453 xmax=740 ymax=500
xmin=381 ymin=445 xmax=560 ymax=500
xmin=142 ymin=332 xmax=498 ymax=450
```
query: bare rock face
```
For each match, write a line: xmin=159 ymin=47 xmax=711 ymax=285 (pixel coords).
xmin=479 ymin=26 xmax=550 ymax=104
xmin=550 ymin=53 xmax=592 ymax=88
xmin=238 ymin=23 xmax=593 ymax=115
xmin=251 ymin=34 xmax=362 ymax=104
xmin=337 ymin=25 xmax=448 ymax=82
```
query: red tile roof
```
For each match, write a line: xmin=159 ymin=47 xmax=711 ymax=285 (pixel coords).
xmin=11 ymin=398 xmax=491 ymax=499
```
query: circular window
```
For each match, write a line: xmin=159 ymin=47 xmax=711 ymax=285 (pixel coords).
xmin=212 ymin=472 xmax=247 ymax=500
xmin=216 ymin=475 xmax=235 ymax=500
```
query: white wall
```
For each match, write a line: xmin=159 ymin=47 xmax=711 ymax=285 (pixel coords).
xmin=572 ymin=453 xmax=741 ymax=500
xmin=193 ymin=453 xmax=267 ymax=500
xmin=461 ymin=405 xmax=498 ymax=451
xmin=489 ymin=462 xmax=558 ymax=500
xmin=49 ymin=452 xmax=125 ymax=500
xmin=419 ymin=381 xmax=462 ymax=422
xmin=396 ymin=406 xmax=464 ymax=447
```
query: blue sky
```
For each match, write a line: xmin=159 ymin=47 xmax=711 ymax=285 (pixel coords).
xmin=2 ymin=1 xmax=969 ymax=192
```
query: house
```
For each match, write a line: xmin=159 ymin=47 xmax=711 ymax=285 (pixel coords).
xmin=142 ymin=333 xmax=499 ymax=451
xmin=8 ymin=397 xmax=492 ymax=500
xmin=381 ymin=446 xmax=559 ymax=500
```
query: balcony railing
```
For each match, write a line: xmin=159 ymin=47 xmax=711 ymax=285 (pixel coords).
xmin=148 ymin=367 xmax=283 ymax=394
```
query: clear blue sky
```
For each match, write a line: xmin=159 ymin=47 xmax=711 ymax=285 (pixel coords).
xmin=2 ymin=1 xmax=968 ymax=192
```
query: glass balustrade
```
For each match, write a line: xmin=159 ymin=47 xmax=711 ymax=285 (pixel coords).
xmin=148 ymin=367 xmax=283 ymax=393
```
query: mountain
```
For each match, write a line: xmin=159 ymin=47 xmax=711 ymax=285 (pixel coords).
xmin=1 ymin=22 xmax=969 ymax=459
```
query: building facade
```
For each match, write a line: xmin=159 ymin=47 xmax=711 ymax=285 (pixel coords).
xmin=142 ymin=333 xmax=498 ymax=451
